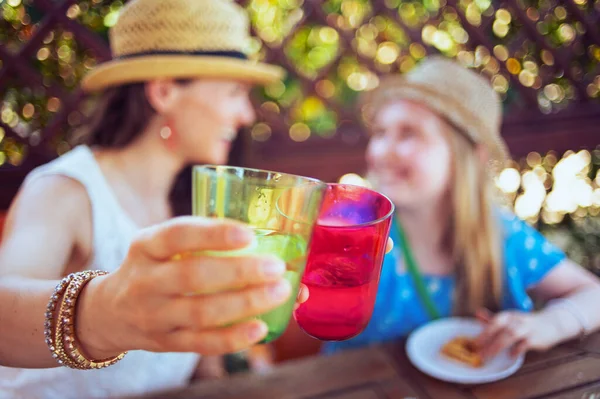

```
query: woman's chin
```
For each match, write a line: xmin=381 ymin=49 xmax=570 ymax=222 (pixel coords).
xmin=189 ymin=149 xmax=229 ymax=165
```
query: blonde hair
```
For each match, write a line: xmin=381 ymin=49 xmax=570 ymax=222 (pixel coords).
xmin=447 ymin=126 xmax=503 ymax=316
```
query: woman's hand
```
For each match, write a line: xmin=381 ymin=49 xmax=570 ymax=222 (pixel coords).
xmin=475 ymin=308 xmax=561 ymax=359
xmin=76 ymin=216 xmax=292 ymax=359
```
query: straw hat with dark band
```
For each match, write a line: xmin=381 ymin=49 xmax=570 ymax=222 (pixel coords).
xmin=362 ymin=56 xmax=510 ymax=174
xmin=81 ymin=0 xmax=286 ymax=92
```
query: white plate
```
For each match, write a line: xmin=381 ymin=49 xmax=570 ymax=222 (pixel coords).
xmin=406 ymin=317 xmax=524 ymax=385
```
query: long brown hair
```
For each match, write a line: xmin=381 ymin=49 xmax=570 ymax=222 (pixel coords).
xmin=74 ymin=82 xmax=245 ymax=217
xmin=79 ymin=83 xmax=154 ymax=148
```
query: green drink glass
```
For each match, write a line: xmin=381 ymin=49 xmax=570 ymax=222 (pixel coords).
xmin=193 ymin=165 xmax=326 ymax=343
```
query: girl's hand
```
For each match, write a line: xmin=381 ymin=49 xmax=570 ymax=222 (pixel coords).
xmin=475 ymin=308 xmax=561 ymax=359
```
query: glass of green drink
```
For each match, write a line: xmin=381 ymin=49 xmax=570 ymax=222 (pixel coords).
xmin=192 ymin=165 xmax=326 ymax=343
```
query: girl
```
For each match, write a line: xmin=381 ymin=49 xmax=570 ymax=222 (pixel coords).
xmin=322 ymin=56 xmax=600 ymax=359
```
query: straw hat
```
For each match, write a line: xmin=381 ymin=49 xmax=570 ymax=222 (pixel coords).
xmin=81 ymin=0 xmax=285 ymax=92
xmin=362 ymin=56 xmax=510 ymax=173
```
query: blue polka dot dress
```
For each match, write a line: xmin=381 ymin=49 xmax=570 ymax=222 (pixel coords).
xmin=322 ymin=210 xmax=566 ymax=354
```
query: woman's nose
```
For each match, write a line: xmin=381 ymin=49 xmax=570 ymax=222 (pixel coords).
xmin=239 ymin=98 xmax=256 ymax=127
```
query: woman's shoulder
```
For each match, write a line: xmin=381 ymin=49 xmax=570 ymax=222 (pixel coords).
xmin=21 ymin=147 xmax=94 ymax=207
xmin=10 ymin=148 xmax=95 ymax=238
xmin=20 ymin=146 xmax=98 ymax=208
xmin=24 ymin=146 xmax=94 ymax=181
xmin=11 ymin=172 xmax=92 ymax=233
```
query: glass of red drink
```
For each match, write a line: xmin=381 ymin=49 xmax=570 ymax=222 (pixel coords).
xmin=293 ymin=183 xmax=394 ymax=341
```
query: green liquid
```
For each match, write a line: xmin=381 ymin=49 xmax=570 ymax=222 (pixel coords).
xmin=204 ymin=229 xmax=307 ymax=343
xmin=250 ymin=229 xmax=307 ymax=343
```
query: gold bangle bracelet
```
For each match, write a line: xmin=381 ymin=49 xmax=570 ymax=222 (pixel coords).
xmin=45 ymin=272 xmax=81 ymax=368
xmin=46 ymin=270 xmax=127 ymax=369
xmin=60 ymin=271 xmax=127 ymax=369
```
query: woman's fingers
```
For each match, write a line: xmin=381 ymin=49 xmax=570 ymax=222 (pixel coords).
xmin=152 ymin=254 xmax=286 ymax=295
xmin=133 ymin=217 xmax=255 ymax=261
xmin=155 ymin=320 xmax=270 ymax=355
xmin=158 ymin=280 xmax=292 ymax=330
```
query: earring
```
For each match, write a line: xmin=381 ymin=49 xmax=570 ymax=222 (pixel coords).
xmin=159 ymin=121 xmax=177 ymax=151
xmin=159 ymin=125 xmax=172 ymax=140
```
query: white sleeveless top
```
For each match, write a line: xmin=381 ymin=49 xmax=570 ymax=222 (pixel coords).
xmin=0 ymin=146 xmax=199 ymax=399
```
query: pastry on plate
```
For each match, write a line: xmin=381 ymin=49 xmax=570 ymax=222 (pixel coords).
xmin=440 ymin=336 xmax=484 ymax=368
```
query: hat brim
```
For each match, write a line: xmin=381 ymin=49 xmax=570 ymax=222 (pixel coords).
xmin=81 ymin=55 xmax=286 ymax=92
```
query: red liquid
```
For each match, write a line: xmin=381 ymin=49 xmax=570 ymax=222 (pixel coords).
xmin=294 ymin=226 xmax=386 ymax=341
xmin=294 ymin=184 xmax=393 ymax=341
xmin=296 ymin=275 xmax=378 ymax=341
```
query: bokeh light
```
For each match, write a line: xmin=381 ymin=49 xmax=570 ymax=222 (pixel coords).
xmin=338 ymin=173 xmax=371 ymax=187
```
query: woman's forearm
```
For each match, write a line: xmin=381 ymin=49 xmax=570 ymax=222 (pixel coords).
xmin=0 ymin=276 xmax=60 ymax=368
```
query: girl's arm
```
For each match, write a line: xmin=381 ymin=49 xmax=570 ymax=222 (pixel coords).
xmin=531 ymin=259 xmax=600 ymax=340
xmin=477 ymin=260 xmax=600 ymax=358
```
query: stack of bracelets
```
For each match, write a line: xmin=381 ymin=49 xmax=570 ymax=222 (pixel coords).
xmin=44 ymin=270 xmax=128 ymax=369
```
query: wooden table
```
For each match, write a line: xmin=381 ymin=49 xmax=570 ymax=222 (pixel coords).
xmin=139 ymin=334 xmax=600 ymax=399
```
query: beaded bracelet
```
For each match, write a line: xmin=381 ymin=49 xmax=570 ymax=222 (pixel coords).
xmin=54 ymin=270 xmax=106 ymax=369
xmin=45 ymin=270 xmax=127 ymax=369
xmin=45 ymin=272 xmax=80 ymax=368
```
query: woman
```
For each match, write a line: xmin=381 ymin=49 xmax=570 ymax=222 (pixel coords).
xmin=0 ymin=0 xmax=295 ymax=397
xmin=320 ymin=56 xmax=600 ymax=358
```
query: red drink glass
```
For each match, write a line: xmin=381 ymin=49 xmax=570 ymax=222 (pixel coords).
xmin=293 ymin=184 xmax=394 ymax=341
